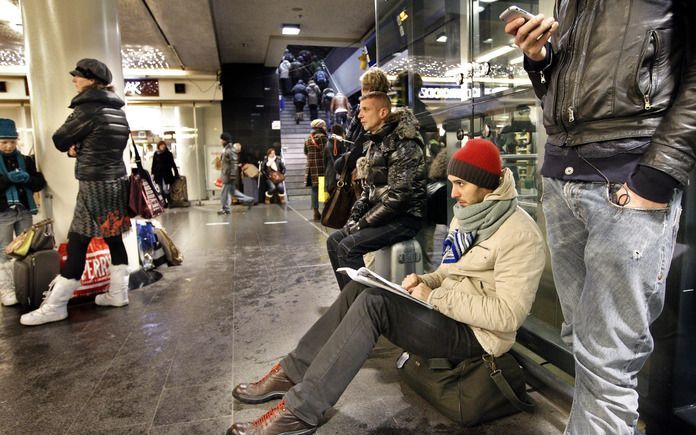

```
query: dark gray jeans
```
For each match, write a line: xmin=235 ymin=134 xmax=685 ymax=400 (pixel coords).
xmin=280 ymin=281 xmax=484 ymax=426
xmin=327 ymin=215 xmax=421 ymax=289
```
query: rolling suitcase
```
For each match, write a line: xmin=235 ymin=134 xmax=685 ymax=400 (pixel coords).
xmin=169 ymin=176 xmax=190 ymax=207
xmin=14 ymin=250 xmax=61 ymax=309
xmin=242 ymin=176 xmax=260 ymax=204
xmin=373 ymin=239 xmax=424 ymax=284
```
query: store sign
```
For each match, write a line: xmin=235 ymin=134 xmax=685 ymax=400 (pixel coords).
xmin=124 ymin=79 xmax=159 ymax=97
xmin=420 ymin=82 xmax=508 ymax=102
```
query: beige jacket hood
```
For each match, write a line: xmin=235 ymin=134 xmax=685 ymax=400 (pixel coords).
xmin=421 ymin=169 xmax=545 ymax=356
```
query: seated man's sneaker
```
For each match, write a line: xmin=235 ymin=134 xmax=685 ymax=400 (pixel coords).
xmin=227 ymin=400 xmax=316 ymax=435
xmin=233 ymin=363 xmax=294 ymax=404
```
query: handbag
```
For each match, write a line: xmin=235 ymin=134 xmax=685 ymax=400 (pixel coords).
xmin=269 ymin=170 xmax=286 ymax=184
xmin=5 ymin=218 xmax=55 ymax=259
xmin=399 ymin=352 xmax=534 ymax=427
xmin=321 ymin=163 xmax=356 ymax=229
xmin=58 ymin=238 xmax=111 ymax=297
xmin=128 ymin=136 xmax=165 ymax=219
xmin=242 ymin=163 xmax=260 ymax=179
xmin=155 ymin=227 xmax=183 ymax=266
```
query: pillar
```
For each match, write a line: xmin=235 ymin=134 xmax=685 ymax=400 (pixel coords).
xmin=22 ymin=0 xmax=138 ymax=268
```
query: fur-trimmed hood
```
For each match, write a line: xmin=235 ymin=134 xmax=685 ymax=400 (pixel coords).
xmin=384 ymin=107 xmax=422 ymax=142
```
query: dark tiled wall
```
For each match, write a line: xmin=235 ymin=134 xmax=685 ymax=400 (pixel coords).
xmin=220 ymin=64 xmax=281 ymax=164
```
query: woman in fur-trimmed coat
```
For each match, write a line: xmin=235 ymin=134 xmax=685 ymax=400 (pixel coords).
xmin=304 ymin=119 xmax=327 ymax=220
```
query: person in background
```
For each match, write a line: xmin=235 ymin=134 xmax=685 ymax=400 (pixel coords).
xmin=291 ymin=80 xmax=307 ymax=125
xmin=0 ymin=119 xmax=46 ymax=307
xmin=327 ymin=91 xmax=426 ymax=290
xmin=506 ymin=2 xmax=695 ymax=433
xmin=227 ymin=139 xmax=545 ymax=435
xmin=321 ymin=87 xmax=336 ymax=128
xmin=330 ymin=91 xmax=350 ymax=128
xmin=151 ymin=140 xmax=179 ymax=207
xmin=219 ymin=133 xmax=254 ymax=214
xmin=21 ymin=58 xmax=131 ymax=326
xmin=323 ymin=124 xmax=346 ymax=194
xmin=305 ymin=79 xmax=321 ymax=122
xmin=304 ymin=119 xmax=327 ymax=221
xmin=313 ymin=67 xmax=329 ymax=91
xmin=278 ymin=57 xmax=292 ymax=96
xmin=262 ymin=148 xmax=286 ymax=205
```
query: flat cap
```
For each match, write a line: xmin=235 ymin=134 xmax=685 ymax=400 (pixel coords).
xmin=70 ymin=58 xmax=112 ymax=85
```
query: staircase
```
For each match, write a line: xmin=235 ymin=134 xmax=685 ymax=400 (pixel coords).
xmin=278 ymin=96 xmax=313 ymax=206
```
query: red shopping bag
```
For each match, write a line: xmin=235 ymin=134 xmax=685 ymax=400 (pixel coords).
xmin=58 ymin=238 xmax=112 ymax=297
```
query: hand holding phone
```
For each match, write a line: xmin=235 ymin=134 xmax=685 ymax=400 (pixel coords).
xmin=502 ymin=5 xmax=559 ymax=61
xmin=499 ymin=6 xmax=535 ymax=23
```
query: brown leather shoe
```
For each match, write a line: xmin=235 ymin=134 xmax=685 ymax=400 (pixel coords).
xmin=233 ymin=363 xmax=294 ymax=404
xmin=312 ymin=208 xmax=321 ymax=221
xmin=226 ymin=399 xmax=316 ymax=435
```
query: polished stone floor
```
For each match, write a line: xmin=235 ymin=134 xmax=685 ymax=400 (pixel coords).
xmin=0 ymin=202 xmax=568 ymax=434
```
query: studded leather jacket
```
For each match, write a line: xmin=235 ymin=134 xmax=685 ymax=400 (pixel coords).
xmin=53 ymin=87 xmax=130 ymax=181
xmin=349 ymin=108 xmax=426 ymax=227
xmin=526 ymin=0 xmax=696 ymax=186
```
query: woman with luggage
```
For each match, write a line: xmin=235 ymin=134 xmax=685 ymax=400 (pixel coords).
xmin=151 ymin=140 xmax=179 ymax=207
xmin=262 ymin=148 xmax=286 ymax=204
xmin=21 ymin=58 xmax=132 ymax=326
xmin=0 ymin=119 xmax=46 ymax=307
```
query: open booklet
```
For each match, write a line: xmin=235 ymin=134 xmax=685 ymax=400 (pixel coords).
xmin=337 ymin=267 xmax=433 ymax=309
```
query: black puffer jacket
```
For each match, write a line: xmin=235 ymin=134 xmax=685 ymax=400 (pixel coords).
xmin=526 ymin=0 xmax=696 ymax=185
xmin=349 ymin=108 xmax=426 ymax=227
xmin=53 ymin=87 xmax=130 ymax=181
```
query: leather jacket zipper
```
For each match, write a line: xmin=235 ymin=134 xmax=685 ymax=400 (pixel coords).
xmin=637 ymin=30 xmax=658 ymax=110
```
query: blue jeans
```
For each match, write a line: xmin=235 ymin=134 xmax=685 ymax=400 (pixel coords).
xmin=266 ymin=180 xmax=285 ymax=195
xmin=542 ymin=178 xmax=682 ymax=435
xmin=220 ymin=182 xmax=254 ymax=211
xmin=0 ymin=208 xmax=33 ymax=264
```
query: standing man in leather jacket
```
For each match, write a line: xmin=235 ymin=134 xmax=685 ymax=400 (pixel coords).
xmin=327 ymin=91 xmax=426 ymax=290
xmin=506 ymin=1 xmax=696 ymax=433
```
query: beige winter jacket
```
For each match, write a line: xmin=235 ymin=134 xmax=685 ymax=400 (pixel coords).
xmin=420 ymin=169 xmax=545 ymax=356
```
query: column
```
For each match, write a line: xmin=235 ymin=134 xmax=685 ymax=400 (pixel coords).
xmin=22 ymin=0 xmax=138 ymax=268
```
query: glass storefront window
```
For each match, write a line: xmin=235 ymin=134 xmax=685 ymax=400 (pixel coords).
xmin=375 ymin=0 xmax=562 ymax=328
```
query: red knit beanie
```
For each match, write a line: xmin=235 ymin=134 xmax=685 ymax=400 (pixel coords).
xmin=447 ymin=138 xmax=502 ymax=190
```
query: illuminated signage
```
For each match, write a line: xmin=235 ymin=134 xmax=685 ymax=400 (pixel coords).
xmin=124 ymin=79 xmax=159 ymax=97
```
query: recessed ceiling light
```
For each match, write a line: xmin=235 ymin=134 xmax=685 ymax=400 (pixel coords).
xmin=436 ymin=33 xmax=447 ymax=43
xmin=282 ymin=24 xmax=301 ymax=35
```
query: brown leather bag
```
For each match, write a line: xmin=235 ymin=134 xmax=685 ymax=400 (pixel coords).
xmin=321 ymin=163 xmax=355 ymax=229
xmin=269 ymin=170 xmax=285 ymax=184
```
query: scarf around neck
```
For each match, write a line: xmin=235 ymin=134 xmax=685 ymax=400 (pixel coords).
xmin=441 ymin=197 xmax=517 ymax=264
xmin=0 ymin=150 xmax=37 ymax=214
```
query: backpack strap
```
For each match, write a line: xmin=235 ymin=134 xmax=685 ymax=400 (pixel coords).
xmin=483 ymin=355 xmax=535 ymax=413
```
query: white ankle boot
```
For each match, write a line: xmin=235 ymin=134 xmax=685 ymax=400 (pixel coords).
xmin=0 ymin=262 xmax=18 ymax=306
xmin=20 ymin=276 xmax=79 ymax=326
xmin=95 ymin=264 xmax=129 ymax=307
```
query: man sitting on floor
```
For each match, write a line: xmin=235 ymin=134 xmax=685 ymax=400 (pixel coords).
xmin=227 ymin=139 xmax=546 ymax=435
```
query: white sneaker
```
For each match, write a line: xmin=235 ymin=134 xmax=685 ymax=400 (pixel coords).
xmin=19 ymin=301 xmax=68 ymax=326
xmin=0 ymin=287 xmax=18 ymax=306
xmin=95 ymin=264 xmax=129 ymax=307
xmin=20 ymin=276 xmax=79 ymax=326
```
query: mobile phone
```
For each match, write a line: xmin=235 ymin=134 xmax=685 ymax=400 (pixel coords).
xmin=499 ymin=6 xmax=535 ymax=22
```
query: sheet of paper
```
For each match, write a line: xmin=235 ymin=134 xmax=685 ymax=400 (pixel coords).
xmin=337 ymin=267 xmax=433 ymax=309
